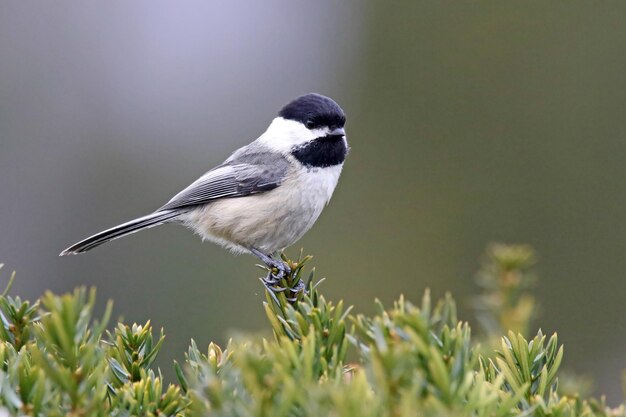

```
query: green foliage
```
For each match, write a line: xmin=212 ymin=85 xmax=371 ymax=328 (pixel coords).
xmin=473 ymin=243 xmax=537 ymax=338
xmin=0 ymin=249 xmax=623 ymax=416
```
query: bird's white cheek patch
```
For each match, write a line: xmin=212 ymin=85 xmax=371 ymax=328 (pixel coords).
xmin=257 ymin=117 xmax=323 ymax=154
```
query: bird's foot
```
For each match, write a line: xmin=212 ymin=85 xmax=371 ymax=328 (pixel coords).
xmin=251 ymin=248 xmax=310 ymax=305
xmin=250 ymin=248 xmax=291 ymax=280
xmin=261 ymin=270 xmax=283 ymax=287
xmin=260 ymin=271 xmax=307 ymax=304
xmin=285 ymin=279 xmax=307 ymax=303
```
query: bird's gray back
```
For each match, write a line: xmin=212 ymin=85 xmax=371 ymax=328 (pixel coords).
xmin=158 ymin=143 xmax=291 ymax=212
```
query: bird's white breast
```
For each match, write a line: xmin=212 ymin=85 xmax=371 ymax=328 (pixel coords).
xmin=183 ymin=163 xmax=343 ymax=254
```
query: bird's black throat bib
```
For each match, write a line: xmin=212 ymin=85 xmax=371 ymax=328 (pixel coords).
xmin=291 ymin=134 xmax=347 ymax=168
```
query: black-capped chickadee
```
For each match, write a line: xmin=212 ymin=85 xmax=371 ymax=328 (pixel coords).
xmin=60 ymin=93 xmax=348 ymax=276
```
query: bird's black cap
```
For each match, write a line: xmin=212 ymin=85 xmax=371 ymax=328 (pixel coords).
xmin=279 ymin=93 xmax=346 ymax=130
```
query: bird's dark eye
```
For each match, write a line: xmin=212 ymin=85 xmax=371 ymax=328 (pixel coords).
xmin=305 ymin=120 xmax=315 ymax=129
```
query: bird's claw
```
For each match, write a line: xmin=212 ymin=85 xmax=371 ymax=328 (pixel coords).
xmin=251 ymin=248 xmax=306 ymax=304
xmin=260 ymin=277 xmax=282 ymax=305
xmin=270 ymin=261 xmax=291 ymax=279
xmin=260 ymin=264 xmax=307 ymax=305
xmin=250 ymin=248 xmax=291 ymax=279
xmin=284 ymin=280 xmax=307 ymax=302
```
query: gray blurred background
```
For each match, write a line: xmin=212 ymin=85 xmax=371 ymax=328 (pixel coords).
xmin=1 ymin=1 xmax=625 ymax=402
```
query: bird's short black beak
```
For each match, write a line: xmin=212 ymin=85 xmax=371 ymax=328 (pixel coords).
xmin=329 ymin=127 xmax=345 ymax=137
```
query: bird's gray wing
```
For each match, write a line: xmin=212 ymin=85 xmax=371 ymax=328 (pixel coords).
xmin=158 ymin=152 xmax=290 ymax=211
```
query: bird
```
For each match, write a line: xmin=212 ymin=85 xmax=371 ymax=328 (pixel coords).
xmin=60 ymin=93 xmax=348 ymax=278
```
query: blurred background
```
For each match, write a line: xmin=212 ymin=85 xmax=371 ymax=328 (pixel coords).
xmin=1 ymin=0 xmax=625 ymax=402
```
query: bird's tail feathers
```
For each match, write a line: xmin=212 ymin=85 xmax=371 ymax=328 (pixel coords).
xmin=60 ymin=210 xmax=181 ymax=256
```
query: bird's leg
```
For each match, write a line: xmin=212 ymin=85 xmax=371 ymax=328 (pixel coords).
xmin=250 ymin=248 xmax=291 ymax=280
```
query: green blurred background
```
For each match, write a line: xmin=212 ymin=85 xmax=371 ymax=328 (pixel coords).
xmin=1 ymin=1 xmax=625 ymax=402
